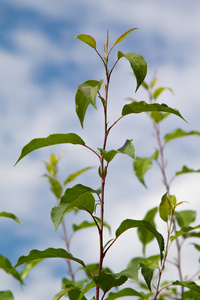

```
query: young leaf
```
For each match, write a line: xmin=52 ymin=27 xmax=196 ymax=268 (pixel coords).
xmin=75 ymin=80 xmax=102 ymax=127
xmin=112 ymin=28 xmax=137 ymax=48
xmin=44 ymin=175 xmax=63 ymax=198
xmin=150 ymin=111 xmax=170 ymax=123
xmin=15 ymin=133 xmax=85 ymax=165
xmin=170 ymin=224 xmax=200 ymax=242
xmin=64 ymin=167 xmax=92 ymax=185
xmin=20 ymin=259 xmax=43 ymax=280
xmin=175 ymin=165 xmax=200 ymax=176
xmin=99 ymin=139 xmax=135 ymax=163
xmin=164 ymin=128 xmax=200 ymax=143
xmin=174 ymin=210 xmax=196 ymax=228
xmin=118 ymin=51 xmax=147 ymax=92
xmin=0 ymin=290 xmax=14 ymax=300
xmin=172 ymin=281 xmax=200 ymax=294
xmin=0 ymin=212 xmax=23 ymax=225
xmin=137 ymin=207 xmax=158 ymax=254
xmin=159 ymin=193 xmax=171 ymax=222
xmin=53 ymin=287 xmax=79 ymax=300
xmin=51 ymin=184 xmax=96 ymax=231
xmin=93 ymin=270 xmax=128 ymax=292
xmin=122 ymin=101 xmax=186 ymax=122
xmin=0 ymin=255 xmax=23 ymax=283
xmin=134 ymin=150 xmax=158 ymax=187
xmin=68 ymin=288 xmax=87 ymax=300
xmin=77 ymin=280 xmax=96 ymax=300
xmin=75 ymin=34 xmax=96 ymax=49
xmin=73 ymin=220 xmax=111 ymax=233
xmin=105 ymin=287 xmax=145 ymax=300
xmin=14 ymin=248 xmax=86 ymax=269
xmin=115 ymin=219 xmax=164 ymax=260
xmin=153 ymin=87 xmax=173 ymax=100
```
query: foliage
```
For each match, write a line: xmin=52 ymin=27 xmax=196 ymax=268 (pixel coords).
xmin=11 ymin=29 xmax=200 ymax=299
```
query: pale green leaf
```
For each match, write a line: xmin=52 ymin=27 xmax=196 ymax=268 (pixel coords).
xmin=112 ymin=28 xmax=137 ymax=48
xmin=99 ymin=139 xmax=135 ymax=163
xmin=51 ymin=184 xmax=96 ymax=231
xmin=134 ymin=150 xmax=158 ymax=187
xmin=75 ymin=80 xmax=102 ymax=127
xmin=115 ymin=219 xmax=164 ymax=260
xmin=174 ymin=210 xmax=196 ymax=228
xmin=44 ymin=175 xmax=62 ymax=198
xmin=77 ymin=280 xmax=96 ymax=300
xmin=159 ymin=193 xmax=171 ymax=222
xmin=105 ymin=287 xmax=145 ymax=300
xmin=122 ymin=101 xmax=186 ymax=122
xmin=15 ymin=133 xmax=85 ymax=165
xmin=118 ymin=51 xmax=147 ymax=92
xmin=53 ymin=287 xmax=77 ymax=300
xmin=0 ymin=290 xmax=14 ymax=300
xmin=75 ymin=34 xmax=96 ymax=49
xmin=164 ymin=128 xmax=200 ymax=143
xmin=64 ymin=167 xmax=92 ymax=185
xmin=138 ymin=207 xmax=158 ymax=254
xmin=14 ymin=248 xmax=86 ymax=269
xmin=172 ymin=281 xmax=200 ymax=294
xmin=0 ymin=255 xmax=22 ymax=283
xmin=150 ymin=111 xmax=170 ymax=123
xmin=175 ymin=165 xmax=200 ymax=176
xmin=20 ymin=259 xmax=43 ymax=280
xmin=0 ymin=212 xmax=23 ymax=225
xmin=153 ymin=87 xmax=173 ymax=100
xmin=170 ymin=224 xmax=200 ymax=242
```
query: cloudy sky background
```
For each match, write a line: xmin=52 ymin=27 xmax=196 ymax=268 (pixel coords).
xmin=1 ymin=0 xmax=200 ymax=299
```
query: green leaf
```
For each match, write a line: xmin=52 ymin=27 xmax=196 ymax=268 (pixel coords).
xmin=93 ymin=270 xmax=127 ymax=292
xmin=44 ymin=175 xmax=62 ymax=198
xmin=118 ymin=52 xmax=147 ymax=92
xmin=75 ymin=34 xmax=96 ymax=49
xmin=122 ymin=101 xmax=186 ymax=122
xmin=14 ymin=248 xmax=86 ymax=269
xmin=134 ymin=150 xmax=158 ymax=187
xmin=68 ymin=288 xmax=87 ymax=300
xmin=77 ymin=280 xmax=96 ymax=300
xmin=75 ymin=80 xmax=102 ymax=127
xmin=141 ymin=265 xmax=153 ymax=291
xmin=105 ymin=287 xmax=145 ymax=300
xmin=174 ymin=210 xmax=196 ymax=228
xmin=51 ymin=184 xmax=96 ymax=231
xmin=126 ymin=256 xmax=159 ymax=282
xmin=0 ymin=212 xmax=23 ymax=225
xmin=64 ymin=167 xmax=92 ymax=185
xmin=170 ymin=224 xmax=200 ymax=242
xmin=0 ymin=291 xmax=14 ymax=300
xmin=53 ymin=287 xmax=78 ymax=300
xmin=175 ymin=165 xmax=200 ymax=176
xmin=99 ymin=139 xmax=135 ymax=163
xmin=138 ymin=207 xmax=158 ymax=254
xmin=112 ymin=28 xmax=137 ymax=48
xmin=15 ymin=133 xmax=85 ymax=165
xmin=115 ymin=219 xmax=164 ymax=260
xmin=192 ymin=243 xmax=200 ymax=251
xmin=164 ymin=128 xmax=200 ymax=143
xmin=0 ymin=255 xmax=22 ymax=283
xmin=20 ymin=259 xmax=43 ymax=280
xmin=172 ymin=281 xmax=200 ymax=294
xmin=153 ymin=87 xmax=173 ymax=100
xmin=150 ymin=111 xmax=170 ymax=123
xmin=159 ymin=193 xmax=171 ymax=222
xmin=73 ymin=220 xmax=111 ymax=234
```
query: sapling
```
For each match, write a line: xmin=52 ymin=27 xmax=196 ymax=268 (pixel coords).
xmin=13 ymin=29 xmax=199 ymax=300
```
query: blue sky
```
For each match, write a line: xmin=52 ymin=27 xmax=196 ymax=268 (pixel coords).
xmin=1 ymin=0 xmax=200 ymax=299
